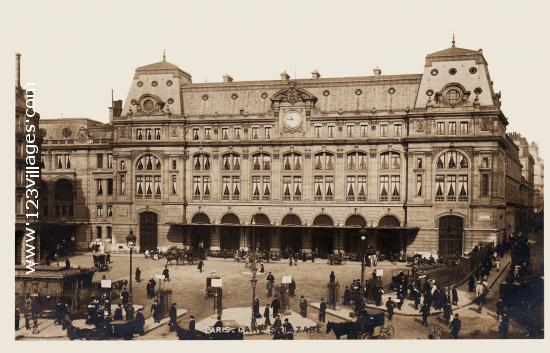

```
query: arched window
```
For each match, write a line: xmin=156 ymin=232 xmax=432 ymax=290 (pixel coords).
xmin=135 ymin=154 xmax=162 ymax=199
xmin=379 ymin=152 xmax=401 ymax=201
xmin=222 ymin=153 xmax=241 ymax=171
xmin=346 ymin=151 xmax=368 ymax=202
xmin=282 ymin=152 xmax=303 ymax=201
xmin=54 ymin=178 xmax=73 ymax=217
xmin=251 ymin=153 xmax=271 ymax=201
xmin=314 ymin=152 xmax=335 ymax=170
xmin=282 ymin=152 xmax=302 ymax=171
xmin=193 ymin=153 xmax=211 ymax=171
xmin=313 ymin=152 xmax=335 ymax=202
xmin=435 ymin=150 xmax=469 ymax=202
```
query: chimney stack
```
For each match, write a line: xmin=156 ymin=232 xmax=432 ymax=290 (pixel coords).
xmin=223 ymin=74 xmax=234 ymax=83
xmin=15 ymin=53 xmax=21 ymax=88
xmin=373 ymin=66 xmax=381 ymax=77
xmin=311 ymin=70 xmax=321 ymax=79
xmin=280 ymin=70 xmax=290 ymax=81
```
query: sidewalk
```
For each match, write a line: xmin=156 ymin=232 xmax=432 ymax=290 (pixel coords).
xmin=310 ymin=251 xmax=511 ymax=320
xmin=15 ymin=308 xmax=187 ymax=340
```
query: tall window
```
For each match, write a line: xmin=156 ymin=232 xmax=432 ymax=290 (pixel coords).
xmin=97 ymin=154 xmax=104 ymax=168
xmin=205 ymin=128 xmax=211 ymax=140
xmin=346 ymin=152 xmax=368 ymax=202
xmin=282 ymin=152 xmax=302 ymax=171
xmin=264 ymin=126 xmax=271 ymax=139
xmin=346 ymin=124 xmax=354 ymax=137
xmin=435 ymin=150 xmax=469 ymax=202
xmin=65 ymin=155 xmax=71 ymax=169
xmin=314 ymin=126 xmax=321 ymax=138
xmin=380 ymin=151 xmax=400 ymax=170
xmin=252 ymin=153 xmax=271 ymax=171
xmin=251 ymin=153 xmax=271 ymax=201
xmin=107 ymin=204 xmax=113 ymax=217
xmin=97 ymin=179 xmax=103 ymax=195
xmin=360 ymin=124 xmax=368 ymax=137
xmin=327 ymin=125 xmax=335 ymax=138
xmin=146 ymin=128 xmax=152 ymax=140
xmin=379 ymin=151 xmax=400 ymax=201
xmin=171 ymin=175 xmax=177 ymax=194
xmin=107 ymin=178 xmax=113 ymax=195
xmin=96 ymin=204 xmax=103 ymax=217
xmin=135 ymin=154 xmax=162 ymax=199
xmin=222 ymin=153 xmax=240 ymax=171
xmin=155 ymin=128 xmax=161 ymax=140
xmin=394 ymin=124 xmax=402 ymax=136
xmin=120 ymin=175 xmax=126 ymax=195
xmin=282 ymin=152 xmax=302 ymax=201
xmin=416 ymin=174 xmax=423 ymax=197
xmin=480 ymin=173 xmax=489 ymax=197
xmin=222 ymin=176 xmax=240 ymax=200
xmin=448 ymin=122 xmax=456 ymax=135
xmin=136 ymin=129 xmax=143 ymax=140
xmin=314 ymin=176 xmax=334 ymax=201
xmin=460 ymin=122 xmax=469 ymax=135
xmin=222 ymin=128 xmax=229 ymax=140
xmin=380 ymin=124 xmax=388 ymax=137
xmin=437 ymin=122 xmax=445 ymax=135
xmin=234 ymin=127 xmax=241 ymax=139
xmin=193 ymin=128 xmax=199 ymax=140
xmin=251 ymin=127 xmax=259 ymax=139
xmin=193 ymin=153 xmax=211 ymax=171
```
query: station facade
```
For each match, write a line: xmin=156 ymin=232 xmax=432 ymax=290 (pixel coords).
xmin=38 ymin=43 xmax=534 ymax=261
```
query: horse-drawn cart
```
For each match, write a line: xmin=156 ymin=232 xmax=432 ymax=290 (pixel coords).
xmin=326 ymin=310 xmax=394 ymax=339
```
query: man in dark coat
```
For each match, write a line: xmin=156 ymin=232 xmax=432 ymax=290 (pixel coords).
xmin=169 ymin=303 xmax=178 ymax=330
xmin=135 ymin=267 xmax=142 ymax=282
xmin=329 ymin=271 xmax=336 ymax=284
xmin=253 ymin=298 xmax=260 ymax=318
xmin=443 ymin=301 xmax=453 ymax=324
xmin=283 ymin=318 xmax=294 ymax=340
xmin=271 ymin=295 xmax=281 ymax=318
xmin=499 ymin=310 xmax=510 ymax=338
xmin=135 ymin=308 xmax=145 ymax=335
xmin=125 ymin=303 xmax=134 ymax=320
xmin=299 ymin=296 xmax=307 ymax=317
xmin=319 ymin=298 xmax=327 ymax=322
xmin=375 ymin=287 xmax=384 ymax=307
xmin=121 ymin=288 xmax=129 ymax=306
xmin=266 ymin=272 xmax=275 ymax=297
xmin=451 ymin=285 xmax=459 ymax=305
xmin=449 ymin=313 xmax=461 ymax=339
xmin=413 ymin=287 xmax=421 ymax=309
xmin=343 ymin=286 xmax=351 ymax=306
xmin=55 ymin=300 xmax=64 ymax=325
xmin=263 ymin=304 xmax=271 ymax=326
xmin=163 ymin=265 xmax=170 ymax=281
xmin=114 ymin=303 xmax=123 ymax=321
xmin=65 ymin=257 xmax=71 ymax=269
xmin=468 ymin=275 xmax=476 ymax=292
xmin=197 ymin=259 xmax=204 ymax=273
xmin=385 ymin=297 xmax=395 ymax=320
xmin=396 ymin=285 xmax=405 ymax=310
xmin=151 ymin=299 xmax=161 ymax=323
xmin=15 ymin=307 xmax=20 ymax=330
xmin=188 ymin=315 xmax=196 ymax=336
xmin=496 ymin=299 xmax=505 ymax=322
xmin=213 ymin=315 xmax=223 ymax=329
xmin=420 ymin=304 xmax=430 ymax=327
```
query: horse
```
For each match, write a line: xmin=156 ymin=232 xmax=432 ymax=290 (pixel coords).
xmin=325 ymin=321 xmax=360 ymax=339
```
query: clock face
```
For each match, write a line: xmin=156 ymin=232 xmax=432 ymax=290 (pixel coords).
xmin=284 ymin=111 xmax=303 ymax=129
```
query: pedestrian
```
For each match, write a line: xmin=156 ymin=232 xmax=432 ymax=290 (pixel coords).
xmin=468 ymin=275 xmax=475 ymax=292
xmin=271 ymin=295 xmax=281 ymax=318
xmin=263 ymin=304 xmax=271 ymax=326
xmin=163 ymin=265 xmax=170 ymax=281
xmin=449 ymin=313 xmax=461 ymax=339
xmin=289 ymin=255 xmax=293 ymax=266
xmin=213 ymin=315 xmax=223 ymax=329
xmin=475 ymin=281 xmax=485 ymax=312
xmin=299 ymin=296 xmax=308 ymax=317
xmin=135 ymin=267 xmax=141 ymax=282
xmin=443 ymin=301 xmax=452 ymax=324
xmin=197 ymin=259 xmax=204 ymax=273
xmin=15 ymin=307 xmax=20 ymax=331
xmin=343 ymin=286 xmax=351 ymax=305
xmin=385 ymin=297 xmax=395 ymax=321
xmin=65 ymin=257 xmax=71 ymax=269
xmin=169 ymin=303 xmax=178 ymax=330
xmin=451 ymin=285 xmax=459 ymax=306
xmin=319 ymin=298 xmax=327 ymax=322
xmin=188 ymin=315 xmax=196 ymax=336
xmin=135 ymin=308 xmax=145 ymax=335
xmin=329 ymin=271 xmax=336 ymax=285
xmin=397 ymin=285 xmax=404 ymax=310
xmin=499 ymin=309 xmax=510 ymax=339
xmin=31 ymin=300 xmax=40 ymax=334
xmin=266 ymin=272 xmax=275 ymax=297
xmin=413 ymin=287 xmax=421 ymax=310
xmin=125 ymin=303 xmax=134 ymax=320
xmin=114 ymin=303 xmax=123 ymax=320
xmin=289 ymin=279 xmax=296 ymax=297
xmin=151 ymin=299 xmax=161 ymax=323
xmin=253 ymin=297 xmax=260 ymax=318
xmin=375 ymin=287 xmax=384 ymax=307
xmin=259 ymin=262 xmax=265 ymax=273
xmin=55 ymin=300 xmax=63 ymax=325
xmin=283 ymin=318 xmax=294 ymax=339
xmin=420 ymin=303 xmax=430 ymax=327
xmin=121 ymin=287 xmax=129 ymax=306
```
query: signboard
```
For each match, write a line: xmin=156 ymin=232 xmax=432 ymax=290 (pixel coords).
xmin=282 ymin=275 xmax=292 ymax=284
xmin=375 ymin=268 xmax=384 ymax=277
xmin=155 ymin=274 xmax=165 ymax=280
xmin=211 ymin=278 xmax=223 ymax=288
xmin=101 ymin=279 xmax=112 ymax=288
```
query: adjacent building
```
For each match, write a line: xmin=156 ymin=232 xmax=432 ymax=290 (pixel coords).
xmin=38 ymin=43 xmax=538 ymax=260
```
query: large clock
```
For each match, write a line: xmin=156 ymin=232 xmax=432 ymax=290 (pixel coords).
xmin=283 ymin=111 xmax=303 ymax=130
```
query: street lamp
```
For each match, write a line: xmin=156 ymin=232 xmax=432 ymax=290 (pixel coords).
xmin=126 ymin=229 xmax=137 ymax=304
xmin=250 ymin=218 xmax=258 ymax=331
xmin=358 ymin=226 xmax=368 ymax=288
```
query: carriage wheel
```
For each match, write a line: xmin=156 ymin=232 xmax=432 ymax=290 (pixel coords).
xmin=430 ymin=326 xmax=441 ymax=339
xmin=361 ymin=333 xmax=371 ymax=339
xmin=381 ymin=325 xmax=395 ymax=339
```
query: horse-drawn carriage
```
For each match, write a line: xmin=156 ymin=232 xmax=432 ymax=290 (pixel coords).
xmin=165 ymin=246 xmax=196 ymax=265
xmin=92 ymin=254 xmax=109 ymax=272
xmin=326 ymin=310 xmax=394 ymax=339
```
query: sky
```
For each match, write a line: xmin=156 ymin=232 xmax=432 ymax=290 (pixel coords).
xmin=4 ymin=0 xmax=550 ymax=152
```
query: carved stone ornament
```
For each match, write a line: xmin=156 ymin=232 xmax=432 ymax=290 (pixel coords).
xmin=414 ymin=120 xmax=425 ymax=132
xmin=61 ymin=127 xmax=72 ymax=138
xmin=77 ymin=126 xmax=92 ymax=142
xmin=171 ymin=127 xmax=178 ymax=137
xmin=117 ymin=125 xmax=127 ymax=138
xmin=480 ymin=117 xmax=493 ymax=131
xmin=369 ymin=149 xmax=377 ymax=158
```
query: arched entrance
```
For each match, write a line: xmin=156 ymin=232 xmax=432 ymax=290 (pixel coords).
xmin=220 ymin=213 xmax=240 ymax=250
xmin=438 ymin=215 xmax=464 ymax=257
xmin=281 ymin=214 xmax=302 ymax=255
xmin=312 ymin=215 xmax=334 ymax=258
xmin=344 ymin=215 xmax=366 ymax=253
xmin=377 ymin=215 xmax=401 ymax=257
xmin=190 ymin=212 xmax=211 ymax=249
xmin=139 ymin=211 xmax=158 ymax=252
xmin=251 ymin=214 xmax=271 ymax=251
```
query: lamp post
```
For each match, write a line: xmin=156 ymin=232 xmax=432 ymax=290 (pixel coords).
xmin=358 ymin=226 xmax=368 ymax=288
xmin=250 ymin=218 xmax=258 ymax=331
xmin=126 ymin=229 xmax=137 ymax=304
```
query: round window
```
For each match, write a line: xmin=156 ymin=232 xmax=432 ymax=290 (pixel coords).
xmin=151 ymin=81 xmax=158 ymax=87
xmin=355 ymin=88 xmax=363 ymax=96
xmin=231 ymin=93 xmax=238 ymax=100
xmin=323 ymin=90 xmax=330 ymax=97
xmin=142 ymin=99 xmax=155 ymax=112
xmin=426 ymin=89 xmax=434 ymax=97
xmin=388 ymin=87 xmax=396 ymax=94
xmin=469 ymin=67 xmax=478 ymax=74
xmin=474 ymin=87 xmax=482 ymax=95
xmin=261 ymin=92 xmax=268 ymax=99
xmin=430 ymin=68 xmax=439 ymax=76
xmin=449 ymin=68 xmax=457 ymax=75
xmin=166 ymin=80 xmax=173 ymax=86
xmin=445 ymin=89 xmax=461 ymax=104
xmin=137 ymin=81 xmax=143 ymax=87
xmin=202 ymin=94 xmax=209 ymax=101
xmin=167 ymin=98 xmax=174 ymax=104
